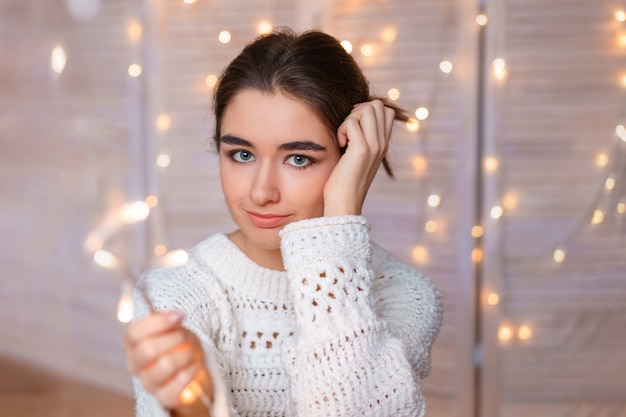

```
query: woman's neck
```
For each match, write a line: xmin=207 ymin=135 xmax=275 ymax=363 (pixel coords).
xmin=227 ymin=230 xmax=285 ymax=271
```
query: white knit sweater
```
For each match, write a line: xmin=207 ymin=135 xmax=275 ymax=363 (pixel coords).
xmin=133 ymin=215 xmax=443 ymax=417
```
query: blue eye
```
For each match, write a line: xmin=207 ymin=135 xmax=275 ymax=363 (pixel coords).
xmin=286 ymin=155 xmax=312 ymax=168
xmin=231 ymin=150 xmax=255 ymax=163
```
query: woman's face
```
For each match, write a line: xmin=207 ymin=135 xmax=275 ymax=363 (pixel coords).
xmin=219 ymin=89 xmax=341 ymax=261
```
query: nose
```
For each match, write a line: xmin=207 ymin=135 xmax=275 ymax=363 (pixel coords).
xmin=250 ymin=161 xmax=280 ymax=205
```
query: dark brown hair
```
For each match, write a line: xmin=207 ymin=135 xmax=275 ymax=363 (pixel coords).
xmin=213 ymin=27 xmax=408 ymax=176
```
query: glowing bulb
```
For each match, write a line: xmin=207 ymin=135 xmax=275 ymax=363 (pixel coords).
xmin=415 ymin=107 xmax=429 ymax=120
xmin=340 ymin=40 xmax=353 ymax=53
xmin=591 ymin=209 xmax=604 ymax=225
xmin=616 ymin=10 xmax=626 ymax=22
xmin=411 ymin=246 xmax=428 ymax=264
xmin=553 ymin=248 xmax=566 ymax=263
xmin=596 ymin=153 xmax=609 ymax=167
xmin=425 ymin=220 xmax=437 ymax=233
xmin=257 ymin=20 xmax=273 ymax=35
xmin=518 ymin=325 xmax=532 ymax=341
xmin=156 ymin=153 xmax=171 ymax=168
xmin=439 ymin=60 xmax=453 ymax=74
xmin=620 ymin=35 xmax=626 ymax=48
xmin=621 ymin=74 xmax=626 ymax=87
xmin=471 ymin=247 xmax=483 ymax=263
xmin=605 ymin=177 xmax=616 ymax=191
xmin=484 ymin=156 xmax=499 ymax=172
xmin=490 ymin=205 xmax=504 ymax=220
xmin=154 ymin=244 xmax=167 ymax=256
xmin=117 ymin=290 xmax=134 ymax=323
xmin=476 ymin=14 xmax=488 ymax=26
xmin=406 ymin=118 xmax=420 ymax=133
xmin=493 ymin=58 xmax=506 ymax=79
xmin=180 ymin=386 xmax=196 ymax=404
xmin=127 ymin=20 xmax=142 ymax=42
xmin=360 ymin=44 xmax=374 ymax=57
xmin=156 ymin=114 xmax=172 ymax=132
xmin=84 ymin=233 xmax=104 ymax=252
xmin=145 ymin=195 xmax=159 ymax=208
xmin=487 ymin=293 xmax=499 ymax=306
xmin=471 ymin=225 xmax=484 ymax=238
xmin=218 ymin=31 xmax=231 ymax=44
xmin=121 ymin=201 xmax=150 ymax=223
xmin=163 ymin=249 xmax=189 ymax=266
xmin=380 ymin=26 xmax=397 ymax=43
xmin=412 ymin=155 xmax=427 ymax=172
xmin=502 ymin=192 xmax=519 ymax=211
xmin=498 ymin=325 xmax=513 ymax=342
xmin=427 ymin=194 xmax=441 ymax=208
xmin=128 ymin=64 xmax=142 ymax=77
xmin=51 ymin=45 xmax=67 ymax=74
xmin=387 ymin=88 xmax=400 ymax=101
xmin=616 ymin=124 xmax=626 ymax=141
xmin=183 ymin=0 xmax=196 ymax=3
xmin=94 ymin=250 xmax=118 ymax=269
xmin=617 ymin=202 xmax=626 ymax=214
xmin=205 ymin=74 xmax=218 ymax=88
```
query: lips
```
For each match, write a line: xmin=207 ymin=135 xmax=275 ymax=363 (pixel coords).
xmin=246 ymin=211 xmax=290 ymax=228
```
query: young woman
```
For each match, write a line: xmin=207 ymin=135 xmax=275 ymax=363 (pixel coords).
xmin=124 ymin=28 xmax=443 ymax=417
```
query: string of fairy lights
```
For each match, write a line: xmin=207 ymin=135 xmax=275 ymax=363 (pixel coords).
xmin=47 ymin=1 xmax=621 ymax=347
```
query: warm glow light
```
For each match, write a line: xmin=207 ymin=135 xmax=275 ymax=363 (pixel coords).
xmin=127 ymin=20 xmax=142 ymax=42
xmin=117 ymin=290 xmax=134 ymax=323
xmin=596 ymin=152 xmax=609 ymax=167
xmin=502 ymin=192 xmax=519 ymax=211
xmin=128 ymin=64 xmax=142 ymax=77
xmin=380 ymin=26 xmax=397 ymax=43
xmin=487 ymin=293 xmax=499 ymax=306
xmin=412 ymin=154 xmax=427 ymax=172
xmin=183 ymin=0 xmax=196 ymax=3
xmin=257 ymin=20 xmax=273 ymax=35
xmin=121 ymin=201 xmax=150 ymax=223
xmin=205 ymin=74 xmax=218 ymax=88
xmin=518 ymin=325 xmax=532 ymax=341
xmin=493 ymin=58 xmax=506 ymax=79
xmin=180 ymin=386 xmax=196 ymax=404
xmin=490 ymin=205 xmax=504 ymax=220
xmin=616 ymin=10 xmax=626 ymax=22
xmin=415 ymin=107 xmax=429 ymax=120
xmin=484 ymin=156 xmax=499 ymax=172
xmin=51 ymin=45 xmax=67 ymax=74
xmin=340 ymin=40 xmax=353 ymax=53
xmin=145 ymin=195 xmax=159 ymax=208
xmin=498 ymin=325 xmax=513 ymax=342
xmin=387 ymin=88 xmax=400 ymax=101
xmin=476 ymin=14 xmax=488 ymax=26
xmin=621 ymin=74 xmax=626 ymax=87
xmin=156 ymin=114 xmax=172 ymax=132
xmin=163 ymin=249 xmax=189 ymax=266
xmin=411 ymin=246 xmax=428 ymax=264
xmin=439 ymin=60 xmax=453 ymax=74
xmin=360 ymin=44 xmax=374 ymax=57
xmin=154 ymin=244 xmax=167 ymax=256
xmin=616 ymin=124 xmax=626 ymax=141
xmin=84 ymin=234 xmax=104 ymax=253
xmin=406 ymin=118 xmax=420 ymax=133
xmin=156 ymin=154 xmax=171 ymax=168
xmin=425 ymin=220 xmax=438 ymax=233
xmin=427 ymin=194 xmax=441 ymax=208
xmin=94 ymin=250 xmax=118 ymax=269
xmin=218 ymin=31 xmax=231 ymax=44
xmin=620 ymin=35 xmax=626 ymax=48
xmin=618 ymin=202 xmax=626 ymax=214
xmin=471 ymin=225 xmax=484 ymax=238
xmin=471 ymin=247 xmax=483 ymax=263
xmin=591 ymin=209 xmax=604 ymax=225
xmin=605 ymin=177 xmax=616 ymax=191
xmin=553 ymin=248 xmax=566 ymax=263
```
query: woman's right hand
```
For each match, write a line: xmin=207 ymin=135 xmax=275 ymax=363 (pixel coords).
xmin=123 ymin=311 xmax=213 ymax=415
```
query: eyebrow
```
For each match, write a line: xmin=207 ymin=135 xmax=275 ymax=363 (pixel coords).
xmin=220 ymin=135 xmax=326 ymax=152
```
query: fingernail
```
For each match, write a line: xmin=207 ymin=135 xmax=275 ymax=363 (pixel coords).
xmin=168 ymin=311 xmax=185 ymax=323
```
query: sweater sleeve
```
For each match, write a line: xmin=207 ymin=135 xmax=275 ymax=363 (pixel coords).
xmin=131 ymin=261 xmax=235 ymax=417
xmin=279 ymin=215 xmax=437 ymax=417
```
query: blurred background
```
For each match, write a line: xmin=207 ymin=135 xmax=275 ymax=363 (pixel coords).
xmin=1 ymin=0 xmax=625 ymax=416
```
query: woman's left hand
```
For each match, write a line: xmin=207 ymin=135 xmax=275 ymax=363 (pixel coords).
xmin=323 ymin=99 xmax=396 ymax=217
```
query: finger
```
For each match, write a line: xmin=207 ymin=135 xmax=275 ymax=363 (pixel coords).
xmin=369 ymin=100 xmax=387 ymax=144
xmin=124 ymin=311 xmax=184 ymax=350
xmin=383 ymin=106 xmax=395 ymax=145
xmin=152 ymin=362 xmax=202 ymax=409
xmin=128 ymin=326 xmax=190 ymax=373
xmin=137 ymin=340 xmax=195 ymax=392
